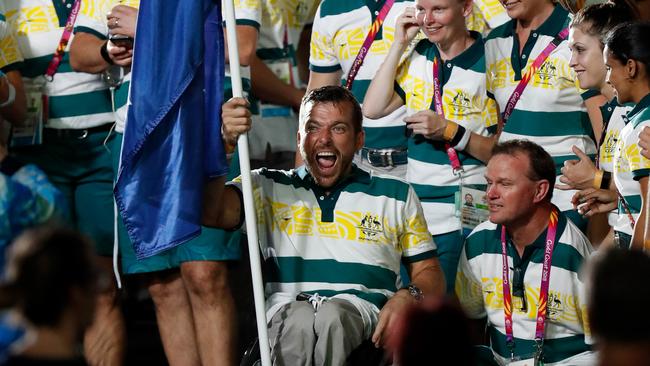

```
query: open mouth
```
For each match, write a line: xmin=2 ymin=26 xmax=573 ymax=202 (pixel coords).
xmin=502 ymin=0 xmax=520 ymax=10
xmin=316 ymin=151 xmax=337 ymax=171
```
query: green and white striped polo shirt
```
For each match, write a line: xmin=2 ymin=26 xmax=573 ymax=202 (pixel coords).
xmin=485 ymin=4 xmax=596 ymax=213
xmin=3 ymin=0 xmax=114 ymax=129
xmin=394 ymin=33 xmax=497 ymax=235
xmin=456 ymin=211 xmax=594 ymax=365
xmin=74 ymin=0 xmax=139 ymax=133
xmin=230 ymin=165 xmax=436 ymax=337
xmin=599 ymin=99 xmax=632 ymax=231
xmin=613 ymin=94 xmax=650 ymax=236
xmin=310 ymin=0 xmax=413 ymax=150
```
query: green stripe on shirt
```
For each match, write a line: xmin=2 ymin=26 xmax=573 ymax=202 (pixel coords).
xmin=49 ymin=89 xmax=113 ymax=119
xmin=465 ymin=231 xmax=586 ymax=274
xmin=504 ymin=110 xmax=592 ymax=137
xmin=489 ymin=327 xmax=590 ymax=364
xmin=266 ymin=256 xmax=399 ymax=292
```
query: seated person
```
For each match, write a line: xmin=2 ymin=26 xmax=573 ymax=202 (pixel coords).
xmin=0 ymin=227 xmax=99 ymax=365
xmin=203 ymin=86 xmax=446 ymax=365
xmin=456 ymin=140 xmax=596 ymax=365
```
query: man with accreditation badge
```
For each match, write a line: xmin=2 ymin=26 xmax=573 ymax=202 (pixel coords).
xmin=455 ymin=140 xmax=595 ymax=365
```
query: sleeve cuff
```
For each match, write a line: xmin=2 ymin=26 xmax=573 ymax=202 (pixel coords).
xmin=73 ymin=26 xmax=107 ymax=40
xmin=309 ymin=63 xmax=341 ymax=73
xmin=402 ymin=249 xmax=438 ymax=264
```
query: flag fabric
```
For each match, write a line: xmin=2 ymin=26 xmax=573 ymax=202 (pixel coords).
xmin=114 ymin=0 xmax=228 ymax=259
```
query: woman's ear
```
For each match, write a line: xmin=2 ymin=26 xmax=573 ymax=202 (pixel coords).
xmin=627 ymin=58 xmax=639 ymax=80
xmin=462 ymin=0 xmax=473 ymax=17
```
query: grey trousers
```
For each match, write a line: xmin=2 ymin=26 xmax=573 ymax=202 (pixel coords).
xmin=268 ymin=298 xmax=365 ymax=366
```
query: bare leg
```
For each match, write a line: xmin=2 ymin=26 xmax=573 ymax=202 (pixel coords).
xmin=147 ymin=270 xmax=201 ymax=366
xmin=181 ymin=261 xmax=236 ymax=366
xmin=84 ymin=257 xmax=125 ymax=366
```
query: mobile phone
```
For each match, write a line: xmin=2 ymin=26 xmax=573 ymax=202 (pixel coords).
xmin=109 ymin=34 xmax=134 ymax=49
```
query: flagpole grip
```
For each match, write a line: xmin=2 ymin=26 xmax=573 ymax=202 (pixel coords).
xmin=223 ymin=1 xmax=272 ymax=365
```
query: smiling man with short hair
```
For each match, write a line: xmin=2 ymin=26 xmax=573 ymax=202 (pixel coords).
xmin=203 ymin=85 xmax=445 ymax=365
xmin=456 ymin=139 xmax=596 ymax=365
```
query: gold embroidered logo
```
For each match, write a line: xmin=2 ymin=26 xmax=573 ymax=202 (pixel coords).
xmin=547 ymin=292 xmax=564 ymax=321
xmin=357 ymin=213 xmax=384 ymax=242
xmin=536 ymin=61 xmax=557 ymax=86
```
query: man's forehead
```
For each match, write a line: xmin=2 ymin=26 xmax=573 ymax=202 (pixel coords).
xmin=301 ymin=101 xmax=353 ymax=125
xmin=487 ymin=152 xmax=531 ymax=176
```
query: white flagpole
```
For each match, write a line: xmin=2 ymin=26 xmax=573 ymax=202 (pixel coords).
xmin=222 ymin=1 xmax=272 ymax=365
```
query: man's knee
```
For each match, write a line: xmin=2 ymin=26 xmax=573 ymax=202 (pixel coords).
xmin=147 ymin=271 xmax=185 ymax=307
xmin=180 ymin=261 xmax=230 ymax=300
xmin=270 ymin=301 xmax=316 ymax=344
xmin=313 ymin=299 xmax=361 ymax=337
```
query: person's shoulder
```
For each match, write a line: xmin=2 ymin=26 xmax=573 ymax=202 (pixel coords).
xmin=484 ymin=19 xmax=514 ymax=42
xmin=358 ymin=171 xmax=412 ymax=203
xmin=558 ymin=214 xmax=593 ymax=258
xmin=316 ymin=0 xmax=365 ymax=19
xmin=254 ymin=167 xmax=299 ymax=185
xmin=463 ymin=221 xmax=499 ymax=260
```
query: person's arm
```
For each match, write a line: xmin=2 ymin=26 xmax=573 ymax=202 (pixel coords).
xmin=0 ymin=70 xmax=26 ymax=125
xmin=69 ymin=5 xmax=138 ymax=73
xmin=371 ymin=257 xmax=445 ymax=347
xmin=224 ymin=25 xmax=257 ymax=67
xmin=202 ymin=97 xmax=251 ymax=229
xmin=296 ymin=24 xmax=312 ymax=85
xmin=633 ymin=176 xmax=648 ymax=249
xmin=306 ymin=70 xmax=342 ymax=91
xmin=250 ymin=55 xmax=305 ymax=110
xmin=362 ymin=7 xmax=418 ymax=119
xmin=69 ymin=32 xmax=132 ymax=73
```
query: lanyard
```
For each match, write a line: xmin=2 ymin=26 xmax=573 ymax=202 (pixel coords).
xmin=501 ymin=209 xmax=559 ymax=357
xmin=431 ymin=56 xmax=463 ymax=174
xmin=501 ymin=28 xmax=569 ymax=126
xmin=45 ymin=0 xmax=82 ymax=80
xmin=345 ymin=0 xmax=395 ymax=90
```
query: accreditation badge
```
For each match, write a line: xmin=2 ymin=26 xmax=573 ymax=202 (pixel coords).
xmin=10 ymin=80 xmax=46 ymax=147
xmin=459 ymin=186 xmax=489 ymax=230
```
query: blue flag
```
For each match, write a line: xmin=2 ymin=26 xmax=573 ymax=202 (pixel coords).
xmin=114 ymin=0 xmax=228 ymax=259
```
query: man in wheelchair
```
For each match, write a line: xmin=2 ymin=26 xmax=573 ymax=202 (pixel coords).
xmin=203 ymin=86 xmax=446 ymax=365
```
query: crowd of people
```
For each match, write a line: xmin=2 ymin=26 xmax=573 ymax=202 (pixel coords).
xmin=2 ymin=0 xmax=650 ymax=365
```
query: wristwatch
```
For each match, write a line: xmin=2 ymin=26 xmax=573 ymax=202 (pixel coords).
xmin=404 ymin=284 xmax=423 ymax=301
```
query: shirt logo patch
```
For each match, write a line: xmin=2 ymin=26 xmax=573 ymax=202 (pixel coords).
xmin=357 ymin=213 xmax=384 ymax=242
xmin=536 ymin=61 xmax=558 ymax=85
xmin=547 ymin=292 xmax=564 ymax=321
